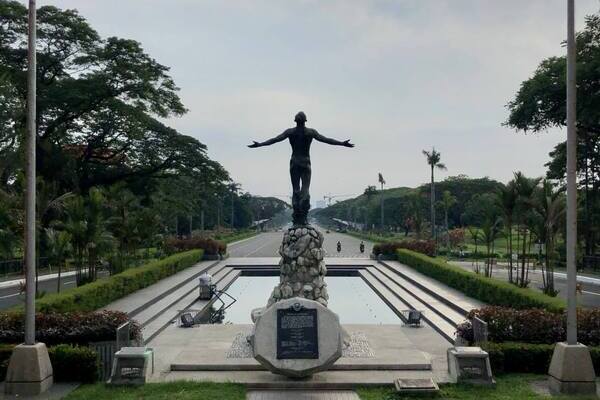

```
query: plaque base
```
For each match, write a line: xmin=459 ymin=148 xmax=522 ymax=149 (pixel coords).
xmin=252 ymin=297 xmax=342 ymax=378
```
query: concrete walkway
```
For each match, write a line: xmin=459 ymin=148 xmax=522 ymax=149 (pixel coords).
xmin=247 ymin=390 xmax=360 ymax=400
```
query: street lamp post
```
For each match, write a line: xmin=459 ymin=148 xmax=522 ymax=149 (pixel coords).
xmin=547 ymin=0 xmax=596 ymax=394
xmin=4 ymin=1 xmax=54 ymax=394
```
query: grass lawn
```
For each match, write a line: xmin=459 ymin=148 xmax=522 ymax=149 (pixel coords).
xmin=358 ymin=374 xmax=597 ymax=400
xmin=65 ymin=375 xmax=598 ymax=400
xmin=65 ymin=381 xmax=245 ymax=400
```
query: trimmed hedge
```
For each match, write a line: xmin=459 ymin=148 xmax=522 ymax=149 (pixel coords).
xmin=165 ymin=237 xmax=225 ymax=256
xmin=482 ymin=342 xmax=600 ymax=375
xmin=396 ymin=249 xmax=565 ymax=312
xmin=35 ymin=250 xmax=203 ymax=313
xmin=459 ymin=306 xmax=600 ymax=346
xmin=0 ymin=344 xmax=98 ymax=383
xmin=0 ymin=311 xmax=140 ymax=346
xmin=373 ymin=240 xmax=435 ymax=257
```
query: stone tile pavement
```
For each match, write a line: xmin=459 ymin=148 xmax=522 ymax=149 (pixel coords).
xmin=247 ymin=390 xmax=360 ymax=400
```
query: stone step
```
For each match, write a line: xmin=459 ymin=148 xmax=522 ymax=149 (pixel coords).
xmin=378 ymin=260 xmax=484 ymax=314
xmin=359 ymin=269 xmax=456 ymax=343
xmin=135 ymin=264 xmax=230 ymax=328
xmin=143 ymin=269 xmax=241 ymax=344
xmin=247 ymin=390 xmax=360 ymax=400
xmin=102 ymin=260 xmax=221 ymax=315
xmin=371 ymin=263 xmax=466 ymax=327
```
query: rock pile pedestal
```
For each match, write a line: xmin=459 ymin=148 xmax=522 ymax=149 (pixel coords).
xmin=267 ymin=225 xmax=328 ymax=307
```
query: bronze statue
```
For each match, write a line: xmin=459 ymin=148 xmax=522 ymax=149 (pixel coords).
xmin=248 ymin=111 xmax=354 ymax=226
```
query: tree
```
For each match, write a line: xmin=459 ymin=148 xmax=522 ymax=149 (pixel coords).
xmin=44 ymin=228 xmax=71 ymax=293
xmin=438 ymin=190 xmax=457 ymax=248
xmin=506 ymin=14 xmax=600 ymax=257
xmin=531 ymin=180 xmax=565 ymax=295
xmin=495 ymin=179 xmax=518 ymax=283
xmin=513 ymin=172 xmax=541 ymax=287
xmin=0 ymin=1 xmax=221 ymax=197
xmin=422 ymin=147 xmax=446 ymax=242
xmin=407 ymin=192 xmax=425 ymax=239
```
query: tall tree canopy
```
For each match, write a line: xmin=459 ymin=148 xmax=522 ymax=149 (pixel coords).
xmin=0 ymin=0 xmax=225 ymax=193
xmin=506 ymin=13 xmax=600 ymax=255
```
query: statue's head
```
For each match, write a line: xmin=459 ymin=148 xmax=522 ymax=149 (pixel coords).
xmin=294 ymin=111 xmax=307 ymax=124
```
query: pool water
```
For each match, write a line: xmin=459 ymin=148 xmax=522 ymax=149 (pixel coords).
xmin=219 ymin=275 xmax=402 ymax=324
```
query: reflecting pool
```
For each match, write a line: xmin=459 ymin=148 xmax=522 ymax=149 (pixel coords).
xmin=219 ymin=275 xmax=402 ymax=324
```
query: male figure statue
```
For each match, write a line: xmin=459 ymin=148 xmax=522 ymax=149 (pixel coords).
xmin=248 ymin=112 xmax=354 ymax=226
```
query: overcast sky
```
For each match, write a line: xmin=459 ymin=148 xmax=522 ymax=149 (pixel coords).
xmin=37 ymin=0 xmax=600 ymax=204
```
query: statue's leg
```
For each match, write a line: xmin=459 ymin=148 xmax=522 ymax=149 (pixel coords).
xmin=300 ymin=165 xmax=311 ymax=201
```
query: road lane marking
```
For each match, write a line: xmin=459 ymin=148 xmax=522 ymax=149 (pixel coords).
xmin=64 ymin=281 xmax=75 ymax=285
xmin=0 ymin=292 xmax=21 ymax=299
xmin=582 ymin=290 xmax=600 ymax=296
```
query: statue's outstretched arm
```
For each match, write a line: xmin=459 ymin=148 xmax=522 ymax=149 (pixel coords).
xmin=313 ymin=130 xmax=354 ymax=147
xmin=248 ymin=131 xmax=289 ymax=148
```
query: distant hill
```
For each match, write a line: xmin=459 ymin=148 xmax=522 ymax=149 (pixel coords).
xmin=313 ymin=175 xmax=502 ymax=229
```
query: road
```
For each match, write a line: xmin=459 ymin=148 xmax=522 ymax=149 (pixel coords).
xmin=228 ymin=228 xmax=373 ymax=258
xmin=0 ymin=269 xmax=111 ymax=310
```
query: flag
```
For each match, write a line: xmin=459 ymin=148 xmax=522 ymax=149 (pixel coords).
xmin=378 ymin=173 xmax=386 ymax=185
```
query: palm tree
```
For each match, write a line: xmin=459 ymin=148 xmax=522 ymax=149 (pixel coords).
xmin=480 ymin=216 xmax=502 ymax=278
xmin=63 ymin=195 xmax=88 ymax=284
xmin=407 ymin=193 xmax=424 ymax=239
xmin=85 ymin=188 xmax=114 ymax=281
xmin=44 ymin=228 xmax=72 ymax=293
xmin=496 ymin=179 xmax=518 ymax=283
xmin=531 ymin=180 xmax=565 ymax=295
xmin=106 ymin=185 xmax=140 ymax=273
xmin=513 ymin=172 xmax=541 ymax=287
xmin=422 ymin=148 xmax=447 ymax=243
xmin=228 ymin=182 xmax=241 ymax=230
xmin=467 ymin=226 xmax=481 ymax=273
xmin=438 ymin=190 xmax=457 ymax=248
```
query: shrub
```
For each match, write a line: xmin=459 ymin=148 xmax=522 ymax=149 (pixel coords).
xmin=482 ymin=342 xmax=600 ymax=375
xmin=33 ymin=250 xmax=203 ymax=313
xmin=165 ymin=237 xmax=225 ymax=256
xmin=458 ymin=306 xmax=600 ymax=346
xmin=373 ymin=240 xmax=435 ymax=257
xmin=0 ymin=344 xmax=98 ymax=383
xmin=49 ymin=344 xmax=98 ymax=383
xmin=0 ymin=311 xmax=140 ymax=346
xmin=396 ymin=249 xmax=565 ymax=312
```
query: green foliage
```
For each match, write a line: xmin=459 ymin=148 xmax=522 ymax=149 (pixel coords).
xmin=396 ymin=249 xmax=565 ymax=312
xmin=33 ymin=250 xmax=202 ymax=313
xmin=506 ymin=14 xmax=600 ymax=257
xmin=49 ymin=344 xmax=99 ymax=383
xmin=483 ymin=342 xmax=600 ymax=376
xmin=165 ymin=237 xmax=225 ymax=256
xmin=0 ymin=344 xmax=98 ymax=383
xmin=315 ymin=176 xmax=502 ymax=232
xmin=459 ymin=306 xmax=600 ymax=346
xmin=0 ymin=310 xmax=138 ymax=345
xmin=359 ymin=374 xmax=586 ymax=400
xmin=373 ymin=240 xmax=435 ymax=257
xmin=64 ymin=381 xmax=246 ymax=400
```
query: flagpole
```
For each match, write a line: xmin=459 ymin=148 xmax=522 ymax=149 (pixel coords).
xmin=547 ymin=1 xmax=595 ymax=393
xmin=24 ymin=0 xmax=37 ymax=347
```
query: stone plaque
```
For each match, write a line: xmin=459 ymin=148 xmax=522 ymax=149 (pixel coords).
xmin=277 ymin=305 xmax=318 ymax=359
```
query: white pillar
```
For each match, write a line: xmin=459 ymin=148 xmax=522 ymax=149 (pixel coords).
xmin=565 ymin=0 xmax=577 ymax=346
xmin=24 ymin=0 xmax=37 ymax=348
xmin=548 ymin=1 xmax=596 ymax=394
